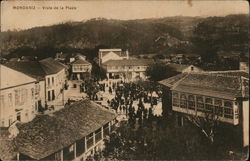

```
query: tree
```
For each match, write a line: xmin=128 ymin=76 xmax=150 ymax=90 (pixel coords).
xmin=145 ymin=63 xmax=179 ymax=81
xmin=184 ymin=108 xmax=220 ymax=144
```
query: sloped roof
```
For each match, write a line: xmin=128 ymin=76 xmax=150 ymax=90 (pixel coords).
xmin=39 ymin=57 xmax=67 ymax=75
xmin=5 ymin=61 xmax=46 ymax=81
xmin=0 ymin=65 xmax=37 ymax=89
xmin=72 ymin=59 xmax=91 ymax=65
xmin=99 ymin=49 xmax=127 ymax=58
xmin=202 ymin=70 xmax=249 ymax=78
xmin=103 ymin=59 xmax=155 ymax=66
xmin=15 ymin=100 xmax=117 ymax=160
xmin=0 ymin=128 xmax=17 ymax=161
xmin=171 ymin=73 xmax=247 ymax=99
xmin=159 ymin=73 xmax=188 ymax=88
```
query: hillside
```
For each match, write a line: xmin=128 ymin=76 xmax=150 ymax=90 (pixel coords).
xmin=0 ymin=14 xmax=248 ymax=60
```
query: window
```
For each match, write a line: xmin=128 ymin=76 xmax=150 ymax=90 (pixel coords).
xmin=47 ymin=77 xmax=50 ymax=86
xmin=196 ymin=96 xmax=204 ymax=112
xmin=191 ymin=66 xmax=194 ymax=71
xmin=0 ymin=95 xmax=4 ymax=109
xmin=8 ymin=93 xmax=13 ymax=107
xmin=95 ymin=128 xmax=102 ymax=143
xmin=180 ymin=94 xmax=187 ymax=108
xmin=205 ymin=97 xmax=213 ymax=113
xmin=214 ymin=99 xmax=223 ymax=116
xmin=224 ymin=101 xmax=233 ymax=119
xmin=188 ymin=95 xmax=195 ymax=110
xmin=17 ymin=112 xmax=21 ymax=121
xmin=31 ymin=88 xmax=34 ymax=99
xmin=172 ymin=92 xmax=179 ymax=107
xmin=15 ymin=89 xmax=26 ymax=106
xmin=103 ymin=123 xmax=110 ymax=137
xmin=86 ymin=133 xmax=94 ymax=149
xmin=52 ymin=77 xmax=54 ymax=86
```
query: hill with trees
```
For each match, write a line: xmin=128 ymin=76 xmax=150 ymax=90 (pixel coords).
xmin=0 ymin=14 xmax=248 ymax=60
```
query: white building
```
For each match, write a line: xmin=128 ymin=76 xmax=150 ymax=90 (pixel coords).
xmin=5 ymin=58 xmax=68 ymax=106
xmin=0 ymin=65 xmax=38 ymax=127
xmin=98 ymin=49 xmax=129 ymax=65
xmin=71 ymin=58 xmax=92 ymax=80
xmin=102 ymin=59 xmax=154 ymax=82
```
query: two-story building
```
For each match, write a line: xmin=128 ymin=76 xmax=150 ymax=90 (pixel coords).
xmin=5 ymin=58 xmax=68 ymax=106
xmin=40 ymin=58 xmax=68 ymax=103
xmin=160 ymin=70 xmax=249 ymax=147
xmin=98 ymin=49 xmax=129 ymax=65
xmin=71 ymin=59 xmax=92 ymax=80
xmin=102 ymin=59 xmax=155 ymax=82
xmin=0 ymin=100 xmax=117 ymax=161
xmin=0 ymin=65 xmax=38 ymax=127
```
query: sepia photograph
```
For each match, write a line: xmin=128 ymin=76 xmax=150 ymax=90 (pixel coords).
xmin=0 ymin=0 xmax=249 ymax=160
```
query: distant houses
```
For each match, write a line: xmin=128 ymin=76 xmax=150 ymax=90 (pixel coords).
xmin=70 ymin=55 xmax=92 ymax=80
xmin=98 ymin=49 xmax=129 ymax=65
xmin=99 ymin=49 xmax=155 ymax=82
xmin=102 ymin=59 xmax=155 ymax=82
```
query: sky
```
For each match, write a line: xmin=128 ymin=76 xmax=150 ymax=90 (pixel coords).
xmin=1 ymin=0 xmax=249 ymax=31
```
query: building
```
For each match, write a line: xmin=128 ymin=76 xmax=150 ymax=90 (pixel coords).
xmin=166 ymin=63 xmax=203 ymax=73
xmin=0 ymin=100 xmax=117 ymax=161
xmin=98 ymin=49 xmax=129 ymax=65
xmin=239 ymin=61 xmax=249 ymax=73
xmin=0 ymin=65 xmax=38 ymax=127
xmin=71 ymin=58 xmax=92 ymax=80
xmin=5 ymin=58 xmax=68 ymax=106
xmin=159 ymin=70 xmax=249 ymax=147
xmin=102 ymin=59 xmax=155 ymax=82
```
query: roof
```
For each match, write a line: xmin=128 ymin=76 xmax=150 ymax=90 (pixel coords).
xmin=72 ymin=59 xmax=91 ymax=65
xmin=0 ymin=65 xmax=37 ymax=89
xmin=99 ymin=49 xmax=122 ymax=52
xmin=15 ymin=100 xmax=117 ymax=160
xmin=39 ymin=57 xmax=67 ymax=75
xmin=5 ymin=61 xmax=46 ymax=81
xmin=99 ymin=49 xmax=127 ymax=58
xmin=202 ymin=70 xmax=249 ymax=78
xmin=159 ymin=73 xmax=188 ymax=88
xmin=103 ymin=59 xmax=155 ymax=66
xmin=0 ymin=128 xmax=17 ymax=161
xmin=171 ymin=73 xmax=248 ymax=100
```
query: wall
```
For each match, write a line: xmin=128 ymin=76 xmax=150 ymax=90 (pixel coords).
xmin=0 ymin=83 xmax=36 ymax=127
xmin=45 ymin=69 xmax=66 ymax=102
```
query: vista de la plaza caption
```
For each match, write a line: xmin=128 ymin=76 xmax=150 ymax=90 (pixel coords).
xmin=0 ymin=6 xmax=249 ymax=161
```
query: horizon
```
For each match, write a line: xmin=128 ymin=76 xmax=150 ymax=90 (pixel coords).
xmin=1 ymin=0 xmax=249 ymax=32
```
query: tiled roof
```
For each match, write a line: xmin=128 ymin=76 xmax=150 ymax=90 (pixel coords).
xmin=15 ymin=100 xmax=117 ymax=160
xmin=72 ymin=59 xmax=91 ymax=65
xmin=0 ymin=128 xmax=17 ymax=161
xmin=171 ymin=73 xmax=247 ymax=99
xmin=103 ymin=59 xmax=155 ymax=66
xmin=39 ymin=58 xmax=67 ymax=75
xmin=159 ymin=73 xmax=188 ymax=88
xmin=5 ymin=61 xmax=46 ymax=81
xmin=202 ymin=70 xmax=249 ymax=78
